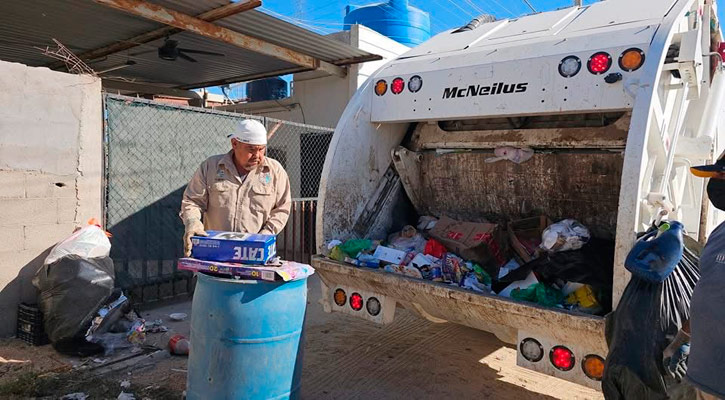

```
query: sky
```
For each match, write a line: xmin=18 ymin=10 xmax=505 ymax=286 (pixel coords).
xmin=217 ymin=0 xmax=725 ymax=97
xmin=258 ymin=0 xmax=596 ymax=36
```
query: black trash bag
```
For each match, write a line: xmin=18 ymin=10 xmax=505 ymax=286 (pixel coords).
xmin=32 ymin=255 xmax=115 ymax=343
xmin=602 ymin=242 xmax=700 ymax=400
xmin=492 ymin=239 xmax=614 ymax=302
xmin=530 ymin=238 xmax=614 ymax=289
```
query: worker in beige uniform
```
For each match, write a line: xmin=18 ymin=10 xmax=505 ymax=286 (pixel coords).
xmin=180 ymin=119 xmax=292 ymax=257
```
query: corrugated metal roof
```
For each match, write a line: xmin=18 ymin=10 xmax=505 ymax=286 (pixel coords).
xmin=0 ymin=0 xmax=380 ymax=88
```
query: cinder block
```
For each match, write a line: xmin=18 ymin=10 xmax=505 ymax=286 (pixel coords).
xmin=23 ymin=223 xmax=76 ymax=252
xmin=0 ymin=170 xmax=25 ymax=198
xmin=0 ymin=226 xmax=24 ymax=252
xmin=0 ymin=248 xmax=48 ymax=272
xmin=57 ymin=197 xmax=78 ymax=224
xmin=0 ymin=124 xmax=79 ymax=175
xmin=0 ymin=249 xmax=42 ymax=291
xmin=25 ymin=173 xmax=76 ymax=199
xmin=0 ymin=263 xmax=22 ymax=293
xmin=0 ymin=198 xmax=57 ymax=227
xmin=18 ymin=249 xmax=46 ymax=304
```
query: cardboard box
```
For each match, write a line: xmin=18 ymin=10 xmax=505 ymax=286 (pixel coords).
xmin=372 ymin=245 xmax=406 ymax=265
xmin=508 ymin=216 xmax=552 ymax=263
xmin=429 ymin=216 xmax=509 ymax=276
xmin=191 ymin=231 xmax=276 ymax=264
xmin=178 ymin=258 xmax=313 ymax=282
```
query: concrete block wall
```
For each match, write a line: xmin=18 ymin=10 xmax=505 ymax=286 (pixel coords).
xmin=0 ymin=60 xmax=103 ymax=337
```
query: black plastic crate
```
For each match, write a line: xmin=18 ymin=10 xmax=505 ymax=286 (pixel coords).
xmin=16 ymin=303 xmax=49 ymax=346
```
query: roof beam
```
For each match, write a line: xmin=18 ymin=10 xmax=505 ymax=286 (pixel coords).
xmin=93 ymin=0 xmax=347 ymax=77
xmin=102 ymin=80 xmax=203 ymax=99
xmin=178 ymin=67 xmax=308 ymax=90
xmin=48 ymin=0 xmax=261 ymax=69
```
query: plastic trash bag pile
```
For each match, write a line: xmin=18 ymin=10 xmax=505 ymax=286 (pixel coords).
xmin=325 ymin=216 xmax=613 ymax=315
xmin=33 ymin=220 xmax=146 ymax=356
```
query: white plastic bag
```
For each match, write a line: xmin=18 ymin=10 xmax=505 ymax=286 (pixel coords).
xmin=540 ymin=219 xmax=591 ymax=252
xmin=44 ymin=224 xmax=111 ymax=265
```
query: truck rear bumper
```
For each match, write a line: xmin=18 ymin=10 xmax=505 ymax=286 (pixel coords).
xmin=312 ymin=256 xmax=607 ymax=355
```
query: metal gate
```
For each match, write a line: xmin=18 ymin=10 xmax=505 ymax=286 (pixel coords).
xmin=103 ymin=94 xmax=333 ymax=304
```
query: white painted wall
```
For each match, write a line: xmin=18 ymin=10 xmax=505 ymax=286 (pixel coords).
xmin=0 ymin=60 xmax=103 ymax=337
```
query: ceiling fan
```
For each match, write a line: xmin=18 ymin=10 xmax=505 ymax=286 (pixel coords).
xmin=130 ymin=37 xmax=225 ymax=62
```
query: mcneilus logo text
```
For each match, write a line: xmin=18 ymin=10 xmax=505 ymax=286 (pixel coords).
xmin=442 ymin=82 xmax=528 ymax=99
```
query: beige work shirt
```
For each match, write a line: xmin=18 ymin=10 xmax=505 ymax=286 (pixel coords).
xmin=180 ymin=151 xmax=291 ymax=235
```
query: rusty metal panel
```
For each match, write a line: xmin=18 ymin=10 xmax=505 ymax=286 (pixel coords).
xmin=47 ymin=0 xmax=261 ymax=70
xmin=94 ymin=0 xmax=318 ymax=69
xmin=413 ymin=113 xmax=631 ymax=150
xmin=414 ymin=151 xmax=624 ymax=239
xmin=0 ymin=0 xmax=376 ymax=88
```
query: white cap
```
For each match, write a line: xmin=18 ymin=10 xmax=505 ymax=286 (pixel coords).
xmin=228 ymin=119 xmax=267 ymax=145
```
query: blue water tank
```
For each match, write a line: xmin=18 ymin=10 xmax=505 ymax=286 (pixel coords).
xmin=344 ymin=0 xmax=431 ymax=47
xmin=247 ymin=77 xmax=288 ymax=102
xmin=186 ymin=273 xmax=307 ymax=400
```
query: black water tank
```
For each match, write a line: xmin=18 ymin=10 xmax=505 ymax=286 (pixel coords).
xmin=247 ymin=77 xmax=288 ymax=102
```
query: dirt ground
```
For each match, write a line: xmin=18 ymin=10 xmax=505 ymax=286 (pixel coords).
xmin=0 ymin=275 xmax=602 ymax=399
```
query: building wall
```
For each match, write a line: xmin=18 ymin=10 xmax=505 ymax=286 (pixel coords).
xmin=0 ymin=60 xmax=103 ymax=336
xmin=219 ymin=25 xmax=410 ymax=128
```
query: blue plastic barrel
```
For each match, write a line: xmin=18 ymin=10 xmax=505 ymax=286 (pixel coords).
xmin=187 ymin=273 xmax=307 ymax=400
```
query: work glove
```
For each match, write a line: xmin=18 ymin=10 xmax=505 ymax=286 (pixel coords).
xmin=183 ymin=218 xmax=207 ymax=257
xmin=663 ymin=329 xmax=690 ymax=381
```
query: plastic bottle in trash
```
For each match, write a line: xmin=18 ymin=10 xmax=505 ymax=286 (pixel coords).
xmin=344 ymin=256 xmax=379 ymax=268
xmin=624 ymin=221 xmax=684 ymax=283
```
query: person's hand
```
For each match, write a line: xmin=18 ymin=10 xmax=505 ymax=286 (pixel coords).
xmin=183 ymin=219 xmax=207 ymax=257
xmin=663 ymin=329 xmax=690 ymax=381
xmin=664 ymin=342 xmax=690 ymax=380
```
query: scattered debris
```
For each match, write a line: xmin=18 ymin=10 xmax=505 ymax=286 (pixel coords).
xmin=0 ymin=356 xmax=30 ymax=365
xmin=117 ymin=391 xmax=136 ymax=400
xmin=92 ymin=358 xmax=109 ymax=364
xmin=60 ymin=393 xmax=89 ymax=400
xmin=120 ymin=380 xmax=131 ymax=389
xmin=171 ymin=368 xmax=188 ymax=373
xmin=145 ymin=320 xmax=168 ymax=333
xmin=169 ymin=313 xmax=187 ymax=322
xmin=36 ymin=38 xmax=96 ymax=76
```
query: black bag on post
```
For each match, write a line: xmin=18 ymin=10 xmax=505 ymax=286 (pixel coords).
xmin=602 ymin=241 xmax=700 ymax=400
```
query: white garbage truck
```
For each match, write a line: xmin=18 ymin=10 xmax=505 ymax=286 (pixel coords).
xmin=311 ymin=0 xmax=725 ymax=389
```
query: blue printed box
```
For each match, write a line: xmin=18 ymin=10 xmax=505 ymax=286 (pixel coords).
xmin=191 ymin=231 xmax=276 ymax=264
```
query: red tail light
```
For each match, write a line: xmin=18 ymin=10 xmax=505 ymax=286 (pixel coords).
xmin=550 ymin=346 xmax=575 ymax=371
xmin=587 ymin=52 xmax=612 ymax=74
xmin=350 ymin=293 xmax=363 ymax=311
xmin=391 ymin=77 xmax=405 ymax=94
